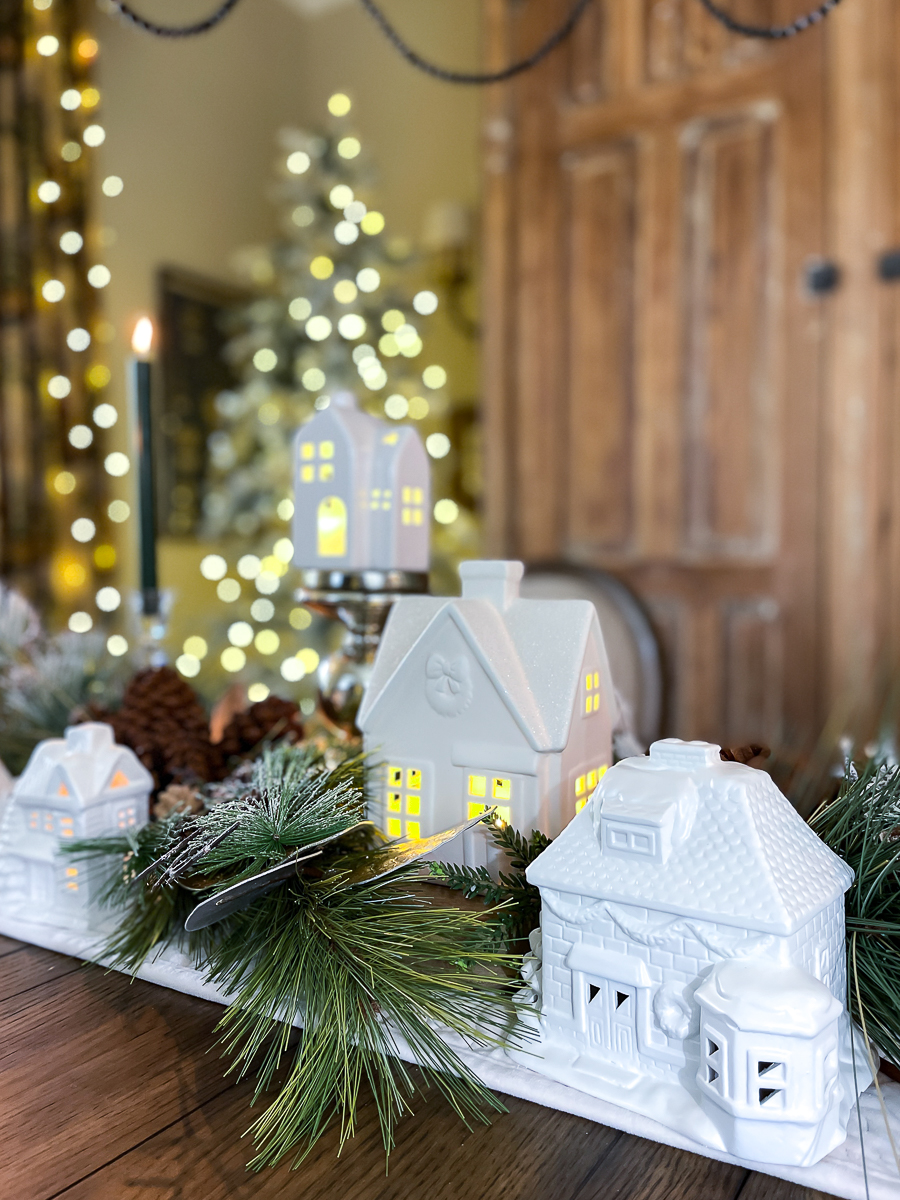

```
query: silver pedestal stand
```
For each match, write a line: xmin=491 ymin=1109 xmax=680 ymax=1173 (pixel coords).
xmin=295 ymin=568 xmax=428 ymax=734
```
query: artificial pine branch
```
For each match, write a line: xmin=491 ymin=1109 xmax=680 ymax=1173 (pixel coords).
xmin=204 ymin=870 xmax=522 ymax=1167
xmin=810 ymin=760 xmax=900 ymax=1067
xmin=429 ymin=819 xmax=552 ymax=948
xmin=69 ymin=744 xmax=527 ymax=1166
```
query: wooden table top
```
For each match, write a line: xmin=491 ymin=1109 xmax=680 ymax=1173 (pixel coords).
xmin=0 ymin=933 xmax=836 ymax=1200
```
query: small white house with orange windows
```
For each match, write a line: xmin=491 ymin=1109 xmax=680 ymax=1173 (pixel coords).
xmin=357 ymin=560 xmax=617 ymax=865
xmin=292 ymin=391 xmax=430 ymax=572
xmin=0 ymin=723 xmax=152 ymax=930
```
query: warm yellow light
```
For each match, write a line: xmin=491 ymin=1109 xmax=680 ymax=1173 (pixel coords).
xmin=183 ymin=635 xmax=208 ymax=659
xmin=53 ymin=471 xmax=76 ymax=495
xmin=76 ymin=37 xmax=99 ymax=61
xmin=93 ymin=544 xmax=116 ymax=569
xmin=289 ymin=606 xmax=311 ymax=630
xmin=310 ymin=256 xmax=334 ymax=280
xmin=131 ymin=316 xmax=153 ymax=356
xmin=255 ymin=629 xmax=280 ymax=655
xmin=328 ymin=92 xmax=351 ymax=116
xmin=297 ymin=647 xmax=319 ymax=673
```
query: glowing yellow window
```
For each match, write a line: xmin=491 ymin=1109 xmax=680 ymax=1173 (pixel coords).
xmin=319 ymin=463 xmax=334 ymax=481
xmin=402 ymin=486 xmax=412 ymax=502
xmin=382 ymin=432 xmax=399 ymax=445
xmin=593 ymin=694 xmax=600 ymax=711
xmin=388 ymin=766 xmax=402 ymax=786
xmin=575 ymin=775 xmax=586 ymax=797
xmin=585 ymin=672 xmax=592 ymax=691
xmin=66 ymin=882 xmax=78 ymax=891
xmin=402 ymin=508 xmax=412 ymax=525
xmin=387 ymin=792 xmax=402 ymax=812
xmin=576 ymin=797 xmax=588 ymax=815
xmin=412 ymin=487 xmax=422 ymax=504
xmin=66 ymin=867 xmax=78 ymax=877
xmin=387 ymin=817 xmax=402 ymax=837
xmin=57 ymin=783 xmax=68 ymax=797
xmin=317 ymin=495 xmax=347 ymax=557
xmin=492 ymin=805 xmax=512 ymax=825
xmin=301 ymin=465 xmax=315 ymax=483
xmin=585 ymin=695 xmax=593 ymax=714
xmin=406 ymin=768 xmax=421 ymax=790
xmin=319 ymin=440 xmax=334 ymax=459
xmin=468 ymin=801 xmax=490 ymax=820
xmin=467 ymin=775 xmax=486 ymax=797
xmin=110 ymin=770 xmax=129 ymax=789
xmin=412 ymin=509 xmax=423 ymax=525
xmin=406 ymin=820 xmax=420 ymax=839
xmin=492 ymin=777 xmax=511 ymax=801
xmin=406 ymin=795 xmax=420 ymax=816
xmin=593 ymin=671 xmax=599 ymax=689
xmin=301 ymin=443 xmax=315 ymax=460
xmin=588 ymin=769 xmax=599 ymax=790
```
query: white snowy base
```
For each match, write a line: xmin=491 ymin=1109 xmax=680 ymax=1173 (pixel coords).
xmin=2 ymin=909 xmax=898 ymax=1200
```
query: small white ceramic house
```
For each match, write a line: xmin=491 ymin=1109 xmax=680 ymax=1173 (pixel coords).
xmin=0 ymin=723 xmax=152 ymax=930
xmin=357 ymin=560 xmax=617 ymax=864
xmin=515 ymin=738 xmax=869 ymax=1168
xmin=292 ymin=391 xmax=429 ymax=572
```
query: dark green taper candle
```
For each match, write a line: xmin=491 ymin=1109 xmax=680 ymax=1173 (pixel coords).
xmin=131 ymin=317 xmax=158 ymax=616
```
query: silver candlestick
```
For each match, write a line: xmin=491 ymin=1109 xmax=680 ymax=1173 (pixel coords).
xmin=295 ymin=568 xmax=428 ymax=733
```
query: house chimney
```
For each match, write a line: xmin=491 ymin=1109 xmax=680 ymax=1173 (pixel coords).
xmin=459 ymin=560 xmax=524 ymax=611
xmin=64 ymin=723 xmax=114 ymax=754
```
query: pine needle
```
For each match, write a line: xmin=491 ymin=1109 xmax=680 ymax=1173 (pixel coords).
xmin=429 ymin=820 xmax=551 ymax=949
xmin=810 ymin=761 xmax=900 ymax=1068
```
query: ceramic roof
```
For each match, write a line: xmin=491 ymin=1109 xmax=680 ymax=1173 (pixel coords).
xmin=357 ymin=574 xmax=616 ymax=752
xmin=527 ymin=740 xmax=854 ymax=934
xmin=13 ymin=723 xmax=152 ymax=808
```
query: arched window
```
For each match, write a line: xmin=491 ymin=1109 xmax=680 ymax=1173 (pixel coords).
xmin=317 ymin=496 xmax=347 ymax=557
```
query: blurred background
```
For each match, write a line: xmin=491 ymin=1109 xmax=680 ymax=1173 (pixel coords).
xmin=3 ymin=0 xmax=900 ymax=797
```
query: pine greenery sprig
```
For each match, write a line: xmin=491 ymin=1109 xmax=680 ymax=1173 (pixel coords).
xmin=204 ymin=870 xmax=523 ymax=1168
xmin=68 ymin=745 xmax=528 ymax=1166
xmin=173 ymin=744 xmax=368 ymax=887
xmin=429 ymin=820 xmax=551 ymax=949
xmin=66 ymin=812 xmax=202 ymax=971
xmin=810 ymin=760 xmax=900 ymax=1067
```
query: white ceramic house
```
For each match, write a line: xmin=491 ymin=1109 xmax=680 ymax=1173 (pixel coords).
xmin=357 ymin=560 xmax=617 ymax=865
xmin=0 ymin=723 xmax=152 ymax=931
xmin=514 ymin=738 xmax=869 ymax=1167
xmin=292 ymin=391 xmax=430 ymax=572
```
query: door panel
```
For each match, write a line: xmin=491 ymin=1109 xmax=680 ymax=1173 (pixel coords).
xmin=484 ymin=0 xmax=826 ymax=750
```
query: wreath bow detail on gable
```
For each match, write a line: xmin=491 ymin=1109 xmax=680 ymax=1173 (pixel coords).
xmin=425 ymin=653 xmax=474 ymax=716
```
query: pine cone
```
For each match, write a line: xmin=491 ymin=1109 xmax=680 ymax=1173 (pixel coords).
xmin=105 ymin=667 xmax=223 ymax=791
xmin=217 ymin=696 xmax=304 ymax=764
xmin=720 ymin=744 xmax=771 ymax=769
xmin=153 ymin=783 xmax=204 ymax=820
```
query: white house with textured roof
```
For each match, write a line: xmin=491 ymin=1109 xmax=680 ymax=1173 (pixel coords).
xmin=0 ymin=723 xmax=152 ymax=930
xmin=514 ymin=738 xmax=868 ymax=1167
xmin=357 ymin=560 xmax=617 ymax=864
xmin=292 ymin=391 xmax=429 ymax=572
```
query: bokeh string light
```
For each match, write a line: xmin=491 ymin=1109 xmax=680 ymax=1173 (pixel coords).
xmin=21 ymin=0 xmax=131 ymax=644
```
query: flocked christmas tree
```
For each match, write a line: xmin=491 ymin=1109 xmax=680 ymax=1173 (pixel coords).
xmin=172 ymin=93 xmax=481 ymax=705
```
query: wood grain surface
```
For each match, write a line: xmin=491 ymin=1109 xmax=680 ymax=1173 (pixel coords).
xmin=0 ymin=941 xmax=837 ymax=1200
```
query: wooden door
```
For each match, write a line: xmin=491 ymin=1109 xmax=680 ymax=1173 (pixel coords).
xmin=483 ymin=0 xmax=830 ymax=752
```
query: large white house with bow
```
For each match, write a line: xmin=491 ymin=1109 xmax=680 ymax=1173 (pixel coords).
xmin=357 ymin=560 xmax=618 ymax=864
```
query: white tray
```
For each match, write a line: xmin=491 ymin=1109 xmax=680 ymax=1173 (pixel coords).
xmin=2 ymin=910 xmax=898 ymax=1200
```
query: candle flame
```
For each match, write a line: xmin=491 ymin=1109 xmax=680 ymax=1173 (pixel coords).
xmin=131 ymin=317 xmax=154 ymax=355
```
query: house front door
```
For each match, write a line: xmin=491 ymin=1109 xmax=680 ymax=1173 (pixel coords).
xmin=585 ymin=975 xmax=638 ymax=1061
